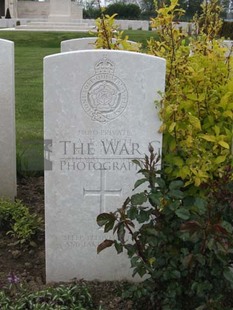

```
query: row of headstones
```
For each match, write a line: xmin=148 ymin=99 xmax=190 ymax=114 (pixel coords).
xmin=1 ymin=37 xmax=233 ymax=283
xmin=0 ymin=37 xmax=165 ymax=283
xmin=0 ymin=36 xmax=139 ymax=201
xmin=85 ymin=19 xmax=150 ymax=31
xmin=2 ymin=36 xmax=232 ymax=199
xmin=0 ymin=37 xmax=138 ymax=200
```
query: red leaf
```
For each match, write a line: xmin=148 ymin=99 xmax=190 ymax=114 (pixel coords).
xmin=180 ymin=221 xmax=201 ymax=233
xmin=213 ymin=224 xmax=228 ymax=235
xmin=97 ymin=239 xmax=114 ymax=254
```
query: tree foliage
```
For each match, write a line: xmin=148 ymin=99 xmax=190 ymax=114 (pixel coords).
xmin=148 ymin=0 xmax=233 ymax=186
xmin=141 ymin=0 xmax=203 ymax=19
xmin=186 ymin=0 xmax=203 ymax=17
xmin=105 ymin=2 xmax=141 ymax=20
xmin=94 ymin=12 xmax=141 ymax=51
xmin=97 ymin=147 xmax=233 ymax=309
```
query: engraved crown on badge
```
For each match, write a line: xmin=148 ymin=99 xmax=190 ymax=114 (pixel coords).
xmin=95 ymin=56 xmax=115 ymax=75
xmin=81 ymin=55 xmax=128 ymax=123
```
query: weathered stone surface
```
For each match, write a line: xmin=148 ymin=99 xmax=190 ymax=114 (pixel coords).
xmin=44 ymin=50 xmax=166 ymax=282
xmin=223 ymin=40 xmax=233 ymax=57
xmin=61 ymin=37 xmax=138 ymax=52
xmin=0 ymin=39 xmax=16 ymax=200
xmin=49 ymin=0 xmax=71 ymax=22
xmin=61 ymin=37 xmax=97 ymax=52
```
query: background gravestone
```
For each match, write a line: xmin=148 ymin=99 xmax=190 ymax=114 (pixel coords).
xmin=223 ymin=40 xmax=233 ymax=57
xmin=0 ymin=39 xmax=16 ymax=200
xmin=61 ymin=37 xmax=96 ymax=52
xmin=61 ymin=37 xmax=138 ymax=52
xmin=44 ymin=50 xmax=166 ymax=282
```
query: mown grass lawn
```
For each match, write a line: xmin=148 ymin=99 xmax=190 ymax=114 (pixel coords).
xmin=0 ymin=30 xmax=157 ymax=174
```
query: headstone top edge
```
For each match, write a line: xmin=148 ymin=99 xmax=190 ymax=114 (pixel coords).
xmin=0 ymin=39 xmax=14 ymax=46
xmin=44 ymin=49 xmax=166 ymax=63
xmin=61 ymin=37 xmax=97 ymax=44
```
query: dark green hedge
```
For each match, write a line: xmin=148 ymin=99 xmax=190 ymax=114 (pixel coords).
xmin=83 ymin=8 xmax=101 ymax=19
xmin=84 ymin=3 xmax=141 ymax=20
xmin=105 ymin=3 xmax=141 ymax=20
xmin=220 ymin=21 xmax=233 ymax=39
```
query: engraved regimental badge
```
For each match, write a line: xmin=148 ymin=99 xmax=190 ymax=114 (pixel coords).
xmin=80 ymin=56 xmax=128 ymax=123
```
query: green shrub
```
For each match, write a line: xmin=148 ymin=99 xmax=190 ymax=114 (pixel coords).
xmin=148 ymin=0 xmax=233 ymax=186
xmin=97 ymin=147 xmax=233 ymax=309
xmin=0 ymin=199 xmax=43 ymax=246
xmin=94 ymin=13 xmax=141 ymax=51
xmin=0 ymin=283 xmax=95 ymax=309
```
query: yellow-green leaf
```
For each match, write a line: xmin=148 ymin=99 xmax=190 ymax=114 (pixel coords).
xmin=168 ymin=122 xmax=176 ymax=133
xmin=200 ymin=134 xmax=216 ymax=142
xmin=173 ymin=156 xmax=184 ymax=167
xmin=148 ymin=257 xmax=156 ymax=266
xmin=179 ymin=166 xmax=190 ymax=179
xmin=169 ymin=138 xmax=177 ymax=151
xmin=218 ymin=141 xmax=230 ymax=149
xmin=214 ymin=125 xmax=220 ymax=136
xmin=159 ymin=123 xmax=166 ymax=133
xmin=215 ymin=155 xmax=226 ymax=164
xmin=223 ymin=111 xmax=233 ymax=119
xmin=188 ymin=115 xmax=201 ymax=130
xmin=194 ymin=176 xmax=201 ymax=187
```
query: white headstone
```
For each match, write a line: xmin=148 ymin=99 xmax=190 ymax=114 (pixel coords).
xmin=49 ymin=0 xmax=71 ymax=22
xmin=0 ymin=39 xmax=16 ymax=200
xmin=61 ymin=37 xmax=96 ymax=52
xmin=61 ymin=37 xmax=138 ymax=52
xmin=44 ymin=50 xmax=166 ymax=282
xmin=223 ymin=40 xmax=233 ymax=57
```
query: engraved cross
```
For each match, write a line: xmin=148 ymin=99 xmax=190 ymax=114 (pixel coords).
xmin=83 ymin=169 xmax=122 ymax=213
